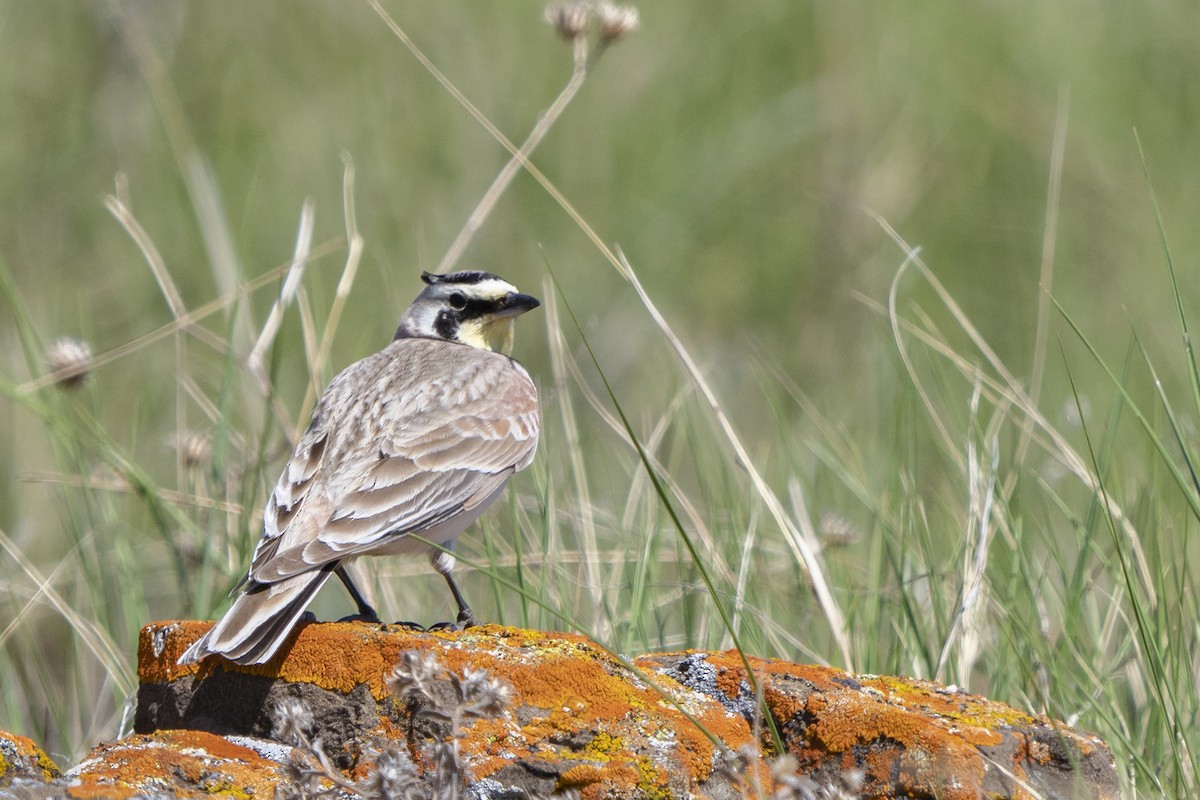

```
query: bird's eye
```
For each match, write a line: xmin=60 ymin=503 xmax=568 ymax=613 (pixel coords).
xmin=448 ymin=292 xmax=467 ymax=310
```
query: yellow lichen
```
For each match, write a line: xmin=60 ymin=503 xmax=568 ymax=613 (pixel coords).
xmin=0 ymin=731 xmax=61 ymax=782
xmin=633 ymin=753 xmax=672 ymax=799
xmin=582 ymin=731 xmax=625 ymax=757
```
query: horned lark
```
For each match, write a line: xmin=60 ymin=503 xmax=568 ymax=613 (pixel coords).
xmin=179 ymin=270 xmax=540 ymax=665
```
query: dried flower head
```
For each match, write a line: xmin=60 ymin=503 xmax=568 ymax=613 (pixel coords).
xmin=459 ymin=666 xmax=515 ymax=719
xmin=375 ymin=652 xmax=519 ymax=799
xmin=45 ymin=336 xmax=93 ymax=389
xmin=769 ymin=754 xmax=865 ymax=800
xmin=177 ymin=431 xmax=213 ymax=469
xmin=358 ymin=748 xmax=422 ymax=799
xmin=596 ymin=1 xmax=639 ymax=41
xmin=386 ymin=650 xmax=442 ymax=705
xmin=271 ymin=696 xmax=315 ymax=747
xmin=818 ymin=511 xmax=860 ymax=546
xmin=545 ymin=1 xmax=590 ymax=39
xmin=277 ymin=749 xmax=324 ymax=799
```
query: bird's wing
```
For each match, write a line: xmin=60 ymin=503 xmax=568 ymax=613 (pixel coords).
xmin=248 ymin=340 xmax=538 ymax=583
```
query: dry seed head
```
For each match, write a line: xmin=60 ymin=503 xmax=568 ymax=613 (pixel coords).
xmin=270 ymin=696 xmax=315 ymax=747
xmin=766 ymin=753 xmax=865 ymax=800
xmin=386 ymin=650 xmax=442 ymax=703
xmin=769 ymin=753 xmax=800 ymax=779
xmin=597 ymin=1 xmax=639 ymax=41
xmin=545 ymin=1 xmax=590 ymax=39
xmin=177 ymin=431 xmax=213 ymax=469
xmin=359 ymin=749 xmax=421 ymax=799
xmin=819 ymin=511 xmax=860 ymax=546
xmin=277 ymin=752 xmax=319 ymax=799
xmin=461 ymin=666 xmax=514 ymax=718
xmin=46 ymin=336 xmax=93 ymax=389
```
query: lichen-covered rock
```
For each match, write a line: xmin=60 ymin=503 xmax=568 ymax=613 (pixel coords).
xmin=137 ymin=620 xmax=757 ymax=797
xmin=131 ymin=620 xmax=1120 ymax=800
xmin=640 ymin=651 xmax=1118 ymax=800
xmin=0 ymin=729 xmax=61 ymax=788
xmin=64 ymin=729 xmax=293 ymax=799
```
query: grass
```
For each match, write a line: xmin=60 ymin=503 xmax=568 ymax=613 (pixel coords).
xmin=3 ymin=2 xmax=1200 ymax=797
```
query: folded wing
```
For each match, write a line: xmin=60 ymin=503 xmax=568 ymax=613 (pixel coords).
xmin=247 ymin=339 xmax=539 ymax=583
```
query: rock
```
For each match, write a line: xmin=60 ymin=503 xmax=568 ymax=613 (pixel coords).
xmin=640 ymin=652 xmax=1120 ymax=800
xmin=0 ymin=730 xmax=61 ymax=792
xmin=0 ymin=621 xmax=1127 ymax=799
xmin=63 ymin=730 xmax=294 ymax=799
xmin=127 ymin=619 xmax=1119 ymax=799
xmin=136 ymin=620 xmax=757 ymax=797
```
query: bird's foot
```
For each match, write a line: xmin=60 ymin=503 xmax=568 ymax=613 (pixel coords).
xmin=387 ymin=620 xmax=426 ymax=631
xmin=426 ymin=610 xmax=479 ymax=632
xmin=337 ymin=610 xmax=383 ymax=624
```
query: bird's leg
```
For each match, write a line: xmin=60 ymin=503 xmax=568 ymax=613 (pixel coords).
xmin=335 ymin=565 xmax=382 ymax=623
xmin=431 ymin=550 xmax=478 ymax=628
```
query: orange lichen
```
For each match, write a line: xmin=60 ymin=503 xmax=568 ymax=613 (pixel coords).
xmin=146 ymin=621 xmax=656 ymax=704
xmin=558 ymin=762 xmax=632 ymax=791
xmin=556 ymin=758 xmax=662 ymax=798
xmin=66 ymin=730 xmax=284 ymax=799
xmin=652 ymin=651 xmax=1098 ymax=800
xmin=869 ymin=674 xmax=1033 ymax=730
xmin=137 ymin=621 xmax=218 ymax=683
xmin=694 ymin=651 xmax=1029 ymax=756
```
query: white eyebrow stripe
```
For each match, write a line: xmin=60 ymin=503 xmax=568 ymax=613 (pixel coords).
xmin=464 ymin=278 xmax=518 ymax=298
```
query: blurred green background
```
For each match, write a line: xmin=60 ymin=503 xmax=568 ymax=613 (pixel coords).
xmin=3 ymin=0 xmax=1200 ymax=782
xmin=6 ymin=2 xmax=1198 ymax=406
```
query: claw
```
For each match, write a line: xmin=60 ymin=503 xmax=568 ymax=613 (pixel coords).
xmin=388 ymin=620 xmax=426 ymax=631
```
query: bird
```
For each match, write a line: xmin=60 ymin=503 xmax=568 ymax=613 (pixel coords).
xmin=179 ymin=270 xmax=540 ymax=665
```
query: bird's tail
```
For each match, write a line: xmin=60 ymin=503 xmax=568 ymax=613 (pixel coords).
xmin=178 ymin=565 xmax=336 ymax=666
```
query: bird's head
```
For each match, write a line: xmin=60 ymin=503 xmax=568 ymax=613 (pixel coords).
xmin=394 ymin=271 xmax=540 ymax=354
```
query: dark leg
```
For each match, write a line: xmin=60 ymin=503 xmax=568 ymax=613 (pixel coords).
xmin=431 ymin=551 xmax=477 ymax=628
xmin=335 ymin=564 xmax=381 ymax=623
xmin=442 ymin=571 xmax=477 ymax=627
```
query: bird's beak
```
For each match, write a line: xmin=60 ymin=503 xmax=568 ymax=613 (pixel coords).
xmin=495 ymin=292 xmax=541 ymax=319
